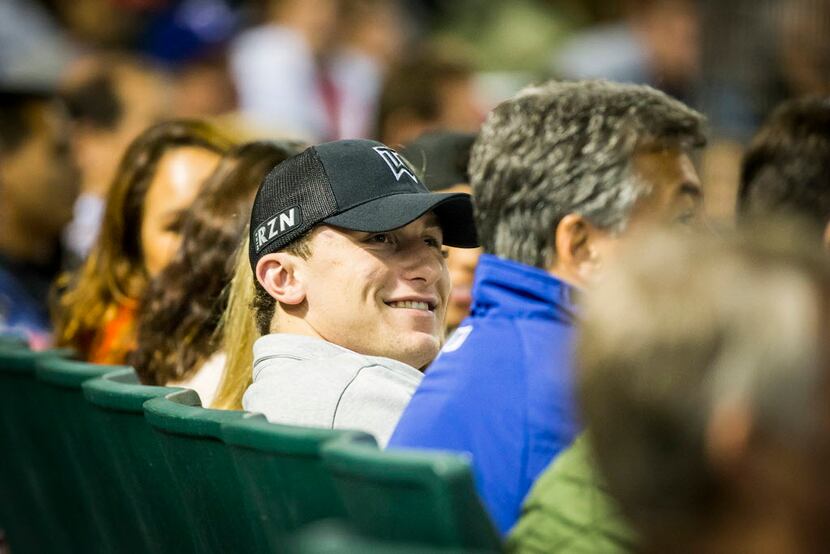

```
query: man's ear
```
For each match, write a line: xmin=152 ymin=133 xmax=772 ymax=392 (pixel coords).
xmin=255 ymin=253 xmax=307 ymax=305
xmin=823 ymin=220 xmax=830 ymax=251
xmin=551 ymin=213 xmax=604 ymax=287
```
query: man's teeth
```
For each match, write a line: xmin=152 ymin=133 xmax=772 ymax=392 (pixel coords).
xmin=389 ymin=301 xmax=430 ymax=311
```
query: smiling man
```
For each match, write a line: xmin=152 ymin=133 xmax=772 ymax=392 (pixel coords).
xmin=242 ymin=139 xmax=478 ymax=446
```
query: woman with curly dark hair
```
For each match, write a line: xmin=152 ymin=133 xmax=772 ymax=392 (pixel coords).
xmin=131 ymin=140 xmax=303 ymax=406
xmin=53 ymin=119 xmax=234 ymax=363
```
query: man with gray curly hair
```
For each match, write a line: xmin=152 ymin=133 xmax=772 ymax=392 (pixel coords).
xmin=389 ymin=80 xmax=706 ymax=533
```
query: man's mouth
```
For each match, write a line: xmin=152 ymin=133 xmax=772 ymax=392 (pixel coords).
xmin=385 ymin=300 xmax=436 ymax=312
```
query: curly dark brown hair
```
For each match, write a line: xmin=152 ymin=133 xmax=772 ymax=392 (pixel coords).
xmin=132 ymin=140 xmax=304 ymax=385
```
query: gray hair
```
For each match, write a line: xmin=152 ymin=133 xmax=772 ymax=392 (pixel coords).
xmin=578 ymin=222 xmax=830 ymax=542
xmin=469 ymin=80 xmax=705 ymax=268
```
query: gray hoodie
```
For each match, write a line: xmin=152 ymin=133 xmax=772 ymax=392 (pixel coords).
xmin=243 ymin=334 xmax=423 ymax=447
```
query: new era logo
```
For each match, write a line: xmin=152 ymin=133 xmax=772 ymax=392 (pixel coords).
xmin=373 ymin=146 xmax=418 ymax=183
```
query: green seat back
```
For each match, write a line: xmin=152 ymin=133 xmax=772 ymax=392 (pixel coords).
xmin=34 ymin=357 xmax=129 ymax=553
xmin=0 ymin=334 xmax=27 ymax=349
xmin=82 ymin=369 xmax=198 ymax=553
xmin=287 ymin=520 xmax=501 ymax=554
xmin=143 ymin=390 xmax=256 ymax=553
xmin=321 ymin=442 xmax=502 ymax=550
xmin=0 ymin=347 xmax=74 ymax=553
xmin=221 ymin=417 xmax=375 ymax=552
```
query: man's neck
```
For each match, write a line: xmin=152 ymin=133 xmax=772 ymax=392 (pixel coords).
xmin=269 ymin=309 xmax=325 ymax=341
xmin=546 ymin=264 xmax=583 ymax=289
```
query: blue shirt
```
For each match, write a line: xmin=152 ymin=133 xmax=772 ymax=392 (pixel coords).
xmin=0 ymin=265 xmax=52 ymax=348
xmin=388 ymin=254 xmax=580 ymax=534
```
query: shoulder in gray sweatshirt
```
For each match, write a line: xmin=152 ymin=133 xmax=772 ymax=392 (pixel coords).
xmin=243 ymin=334 xmax=423 ymax=447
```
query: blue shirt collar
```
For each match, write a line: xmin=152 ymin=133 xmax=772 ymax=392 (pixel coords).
xmin=469 ymin=254 xmax=578 ymax=323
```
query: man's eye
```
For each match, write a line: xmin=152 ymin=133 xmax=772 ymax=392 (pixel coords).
xmin=368 ymin=233 xmax=392 ymax=244
xmin=424 ymin=236 xmax=443 ymax=249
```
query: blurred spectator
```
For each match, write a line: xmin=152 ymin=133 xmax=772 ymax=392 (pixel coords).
xmin=231 ymin=0 xmax=403 ymax=140
xmin=694 ymin=0 xmax=830 ymax=223
xmin=61 ymin=54 xmax=171 ymax=263
xmin=170 ymin=54 xmax=238 ymax=118
xmin=401 ymin=130 xmax=481 ymax=331
xmin=230 ymin=0 xmax=339 ymax=141
xmin=554 ymin=0 xmax=700 ymax=103
xmin=377 ymin=49 xmax=482 ymax=147
xmin=330 ymin=0 xmax=407 ymax=139
xmin=738 ymin=96 xmax=830 ymax=243
xmin=0 ymin=0 xmax=79 ymax=87
xmin=389 ymin=80 xmax=705 ymax=534
xmin=579 ymin=224 xmax=830 ymax=553
xmin=139 ymin=0 xmax=241 ymax=118
xmin=0 ymin=89 xmax=78 ymax=347
xmin=778 ymin=0 xmax=830 ymax=98
xmin=54 ymin=120 xmax=232 ymax=364
xmin=41 ymin=0 xmax=144 ymax=47
xmin=428 ymin=0 xmax=573 ymax=75
xmin=132 ymin=140 xmax=302 ymax=406
xmin=508 ymin=433 xmax=636 ymax=553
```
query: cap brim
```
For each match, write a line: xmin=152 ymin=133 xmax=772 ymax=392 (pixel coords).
xmin=323 ymin=192 xmax=479 ymax=248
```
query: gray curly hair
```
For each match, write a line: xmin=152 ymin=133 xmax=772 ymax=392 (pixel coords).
xmin=470 ymin=79 xmax=706 ymax=268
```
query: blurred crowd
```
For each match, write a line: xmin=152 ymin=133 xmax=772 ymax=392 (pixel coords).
xmin=2 ymin=0 xmax=830 ymax=552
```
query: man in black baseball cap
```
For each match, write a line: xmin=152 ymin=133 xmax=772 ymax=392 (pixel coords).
xmin=243 ymin=138 xmax=478 ymax=446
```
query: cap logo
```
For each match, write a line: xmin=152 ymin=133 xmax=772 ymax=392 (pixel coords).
xmin=373 ymin=146 xmax=418 ymax=183
xmin=254 ymin=206 xmax=302 ymax=252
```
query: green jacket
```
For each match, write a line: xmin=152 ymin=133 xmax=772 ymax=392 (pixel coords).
xmin=506 ymin=434 xmax=638 ymax=553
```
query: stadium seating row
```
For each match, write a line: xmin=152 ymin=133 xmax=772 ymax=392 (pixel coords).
xmin=0 ymin=345 xmax=502 ymax=553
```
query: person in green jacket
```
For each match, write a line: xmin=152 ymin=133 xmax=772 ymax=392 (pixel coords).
xmin=507 ymin=434 xmax=637 ymax=554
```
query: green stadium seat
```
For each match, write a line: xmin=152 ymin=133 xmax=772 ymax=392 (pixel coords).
xmin=287 ymin=520 xmax=501 ymax=554
xmin=288 ymin=520 xmax=498 ymax=554
xmin=221 ymin=416 xmax=375 ymax=552
xmin=321 ymin=441 xmax=503 ymax=551
xmin=143 ymin=389 xmax=257 ymax=553
xmin=0 ymin=346 xmax=75 ymax=553
xmin=34 ymin=357 xmax=129 ymax=553
xmin=0 ymin=334 xmax=27 ymax=349
xmin=82 ymin=368 xmax=198 ymax=553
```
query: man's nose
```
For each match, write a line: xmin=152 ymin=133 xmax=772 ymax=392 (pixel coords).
xmin=399 ymin=241 xmax=443 ymax=285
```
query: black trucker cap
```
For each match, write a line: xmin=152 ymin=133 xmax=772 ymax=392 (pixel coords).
xmin=249 ymin=139 xmax=479 ymax=269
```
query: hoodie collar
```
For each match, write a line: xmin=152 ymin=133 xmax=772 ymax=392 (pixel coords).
xmin=469 ymin=254 xmax=578 ymax=324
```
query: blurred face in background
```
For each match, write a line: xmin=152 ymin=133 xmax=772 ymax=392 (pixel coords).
xmin=64 ymin=58 xmax=170 ymax=198
xmin=442 ymin=184 xmax=482 ymax=330
xmin=271 ymin=0 xmax=340 ymax=55
xmin=140 ymin=146 xmax=221 ymax=277
xmin=1 ymin=100 xmax=78 ymax=241
xmin=437 ymin=76 xmax=484 ymax=135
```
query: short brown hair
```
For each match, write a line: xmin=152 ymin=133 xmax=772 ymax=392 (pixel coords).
xmin=376 ymin=49 xmax=473 ymax=144
xmin=738 ymin=96 xmax=830 ymax=229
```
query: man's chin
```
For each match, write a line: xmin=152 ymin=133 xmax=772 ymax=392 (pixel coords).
xmin=387 ymin=333 xmax=441 ymax=369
